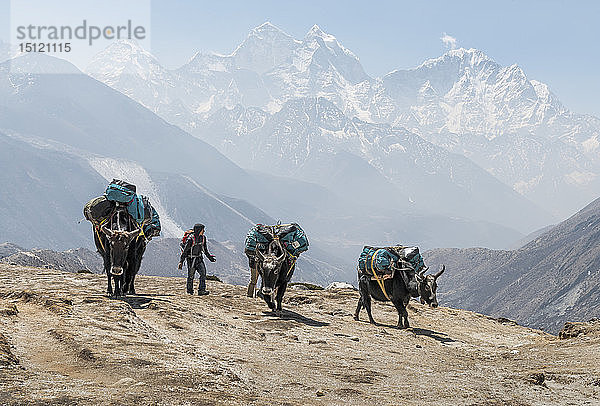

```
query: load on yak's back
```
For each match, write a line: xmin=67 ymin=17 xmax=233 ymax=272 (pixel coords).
xmin=83 ymin=179 xmax=161 ymax=297
xmin=244 ymin=222 xmax=309 ymax=313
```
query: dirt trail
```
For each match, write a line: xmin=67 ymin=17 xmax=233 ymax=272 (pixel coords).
xmin=0 ymin=265 xmax=599 ymax=405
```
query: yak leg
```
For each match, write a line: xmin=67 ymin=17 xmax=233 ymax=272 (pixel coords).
xmin=275 ymin=283 xmax=288 ymax=313
xmin=354 ymin=278 xmax=366 ymax=321
xmin=106 ymin=274 xmax=113 ymax=296
xmin=361 ymin=281 xmax=376 ymax=325
xmin=102 ymin=255 xmax=113 ymax=296
xmin=354 ymin=297 xmax=363 ymax=321
xmin=392 ymin=298 xmax=409 ymax=329
xmin=263 ymin=294 xmax=276 ymax=311
xmin=113 ymin=275 xmax=123 ymax=297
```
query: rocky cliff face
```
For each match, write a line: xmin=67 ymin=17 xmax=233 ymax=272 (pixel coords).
xmin=1 ymin=264 xmax=599 ymax=405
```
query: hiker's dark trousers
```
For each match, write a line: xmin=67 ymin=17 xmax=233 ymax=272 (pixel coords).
xmin=187 ymin=257 xmax=207 ymax=293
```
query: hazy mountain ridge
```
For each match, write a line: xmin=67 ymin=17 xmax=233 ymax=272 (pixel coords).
xmin=424 ymin=195 xmax=600 ymax=333
xmin=197 ymin=97 xmax=552 ymax=232
xmin=85 ymin=24 xmax=600 ymax=219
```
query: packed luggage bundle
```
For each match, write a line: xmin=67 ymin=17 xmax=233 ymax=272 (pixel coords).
xmin=358 ymin=246 xmax=400 ymax=278
xmin=83 ymin=195 xmax=114 ymax=225
xmin=84 ymin=179 xmax=161 ymax=238
xmin=244 ymin=223 xmax=309 ymax=257
xmin=402 ymin=246 xmax=425 ymax=273
xmin=358 ymin=245 xmax=425 ymax=278
xmin=275 ymin=223 xmax=309 ymax=257
xmin=244 ymin=224 xmax=274 ymax=254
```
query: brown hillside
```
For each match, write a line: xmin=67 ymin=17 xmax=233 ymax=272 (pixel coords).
xmin=0 ymin=264 xmax=599 ymax=405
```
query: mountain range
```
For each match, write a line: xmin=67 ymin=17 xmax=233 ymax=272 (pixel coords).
xmin=86 ymin=23 xmax=600 ymax=221
xmin=0 ymin=49 xmax=538 ymax=286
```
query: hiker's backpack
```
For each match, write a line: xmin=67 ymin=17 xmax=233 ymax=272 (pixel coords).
xmin=276 ymin=223 xmax=309 ymax=257
xmin=180 ymin=231 xmax=205 ymax=257
xmin=180 ymin=229 xmax=194 ymax=252
xmin=190 ymin=234 xmax=205 ymax=258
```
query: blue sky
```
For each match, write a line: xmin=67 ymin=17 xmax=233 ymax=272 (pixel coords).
xmin=2 ymin=0 xmax=599 ymax=116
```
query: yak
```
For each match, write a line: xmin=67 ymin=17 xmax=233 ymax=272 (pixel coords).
xmin=255 ymin=238 xmax=294 ymax=314
xmin=94 ymin=206 xmax=146 ymax=297
xmin=354 ymin=259 xmax=419 ymax=328
xmin=354 ymin=263 xmax=445 ymax=328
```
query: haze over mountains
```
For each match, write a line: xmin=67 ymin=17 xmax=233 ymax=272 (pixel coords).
xmin=87 ymin=22 xmax=600 ymax=222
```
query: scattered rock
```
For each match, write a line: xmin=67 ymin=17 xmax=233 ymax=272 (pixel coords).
xmin=289 ymin=282 xmax=323 ymax=290
xmin=286 ymin=295 xmax=313 ymax=305
xmin=77 ymin=269 xmax=93 ymax=274
xmin=206 ymin=275 xmax=222 ymax=282
xmin=308 ymin=339 xmax=327 ymax=345
xmin=416 ymin=344 xmax=422 ymax=349
xmin=350 ymin=336 xmax=359 ymax=342
xmin=168 ymin=322 xmax=185 ymax=330
xmin=146 ymin=302 xmax=159 ymax=310
xmin=112 ymin=377 xmax=136 ymax=387
xmin=559 ymin=320 xmax=600 ymax=339
xmin=77 ymin=348 xmax=96 ymax=361
xmin=329 ymin=309 xmax=349 ymax=316
xmin=325 ymin=282 xmax=356 ymax=290
xmin=316 ymin=390 xmax=325 ymax=397
xmin=495 ymin=317 xmax=518 ymax=325
xmin=0 ymin=333 xmax=18 ymax=366
xmin=528 ymin=372 xmax=546 ymax=386
xmin=0 ymin=303 xmax=18 ymax=316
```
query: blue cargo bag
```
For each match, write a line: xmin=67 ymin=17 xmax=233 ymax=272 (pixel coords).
xmin=245 ymin=225 xmax=271 ymax=253
xmin=279 ymin=224 xmax=309 ymax=256
xmin=359 ymin=247 xmax=399 ymax=274
xmin=143 ymin=202 xmax=161 ymax=236
xmin=105 ymin=180 xmax=136 ymax=204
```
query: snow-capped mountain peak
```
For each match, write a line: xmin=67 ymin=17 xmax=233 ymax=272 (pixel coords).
xmin=305 ymin=24 xmax=336 ymax=42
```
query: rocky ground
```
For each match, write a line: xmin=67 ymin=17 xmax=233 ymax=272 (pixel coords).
xmin=0 ymin=264 xmax=599 ymax=405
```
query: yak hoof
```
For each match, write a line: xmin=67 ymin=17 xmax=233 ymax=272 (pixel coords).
xmin=353 ymin=314 xmax=359 ymax=321
xmin=369 ymin=319 xmax=377 ymax=325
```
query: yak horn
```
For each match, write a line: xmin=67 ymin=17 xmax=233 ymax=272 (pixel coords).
xmin=434 ymin=265 xmax=445 ymax=279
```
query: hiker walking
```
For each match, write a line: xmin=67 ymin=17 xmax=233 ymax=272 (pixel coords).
xmin=178 ymin=223 xmax=216 ymax=295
